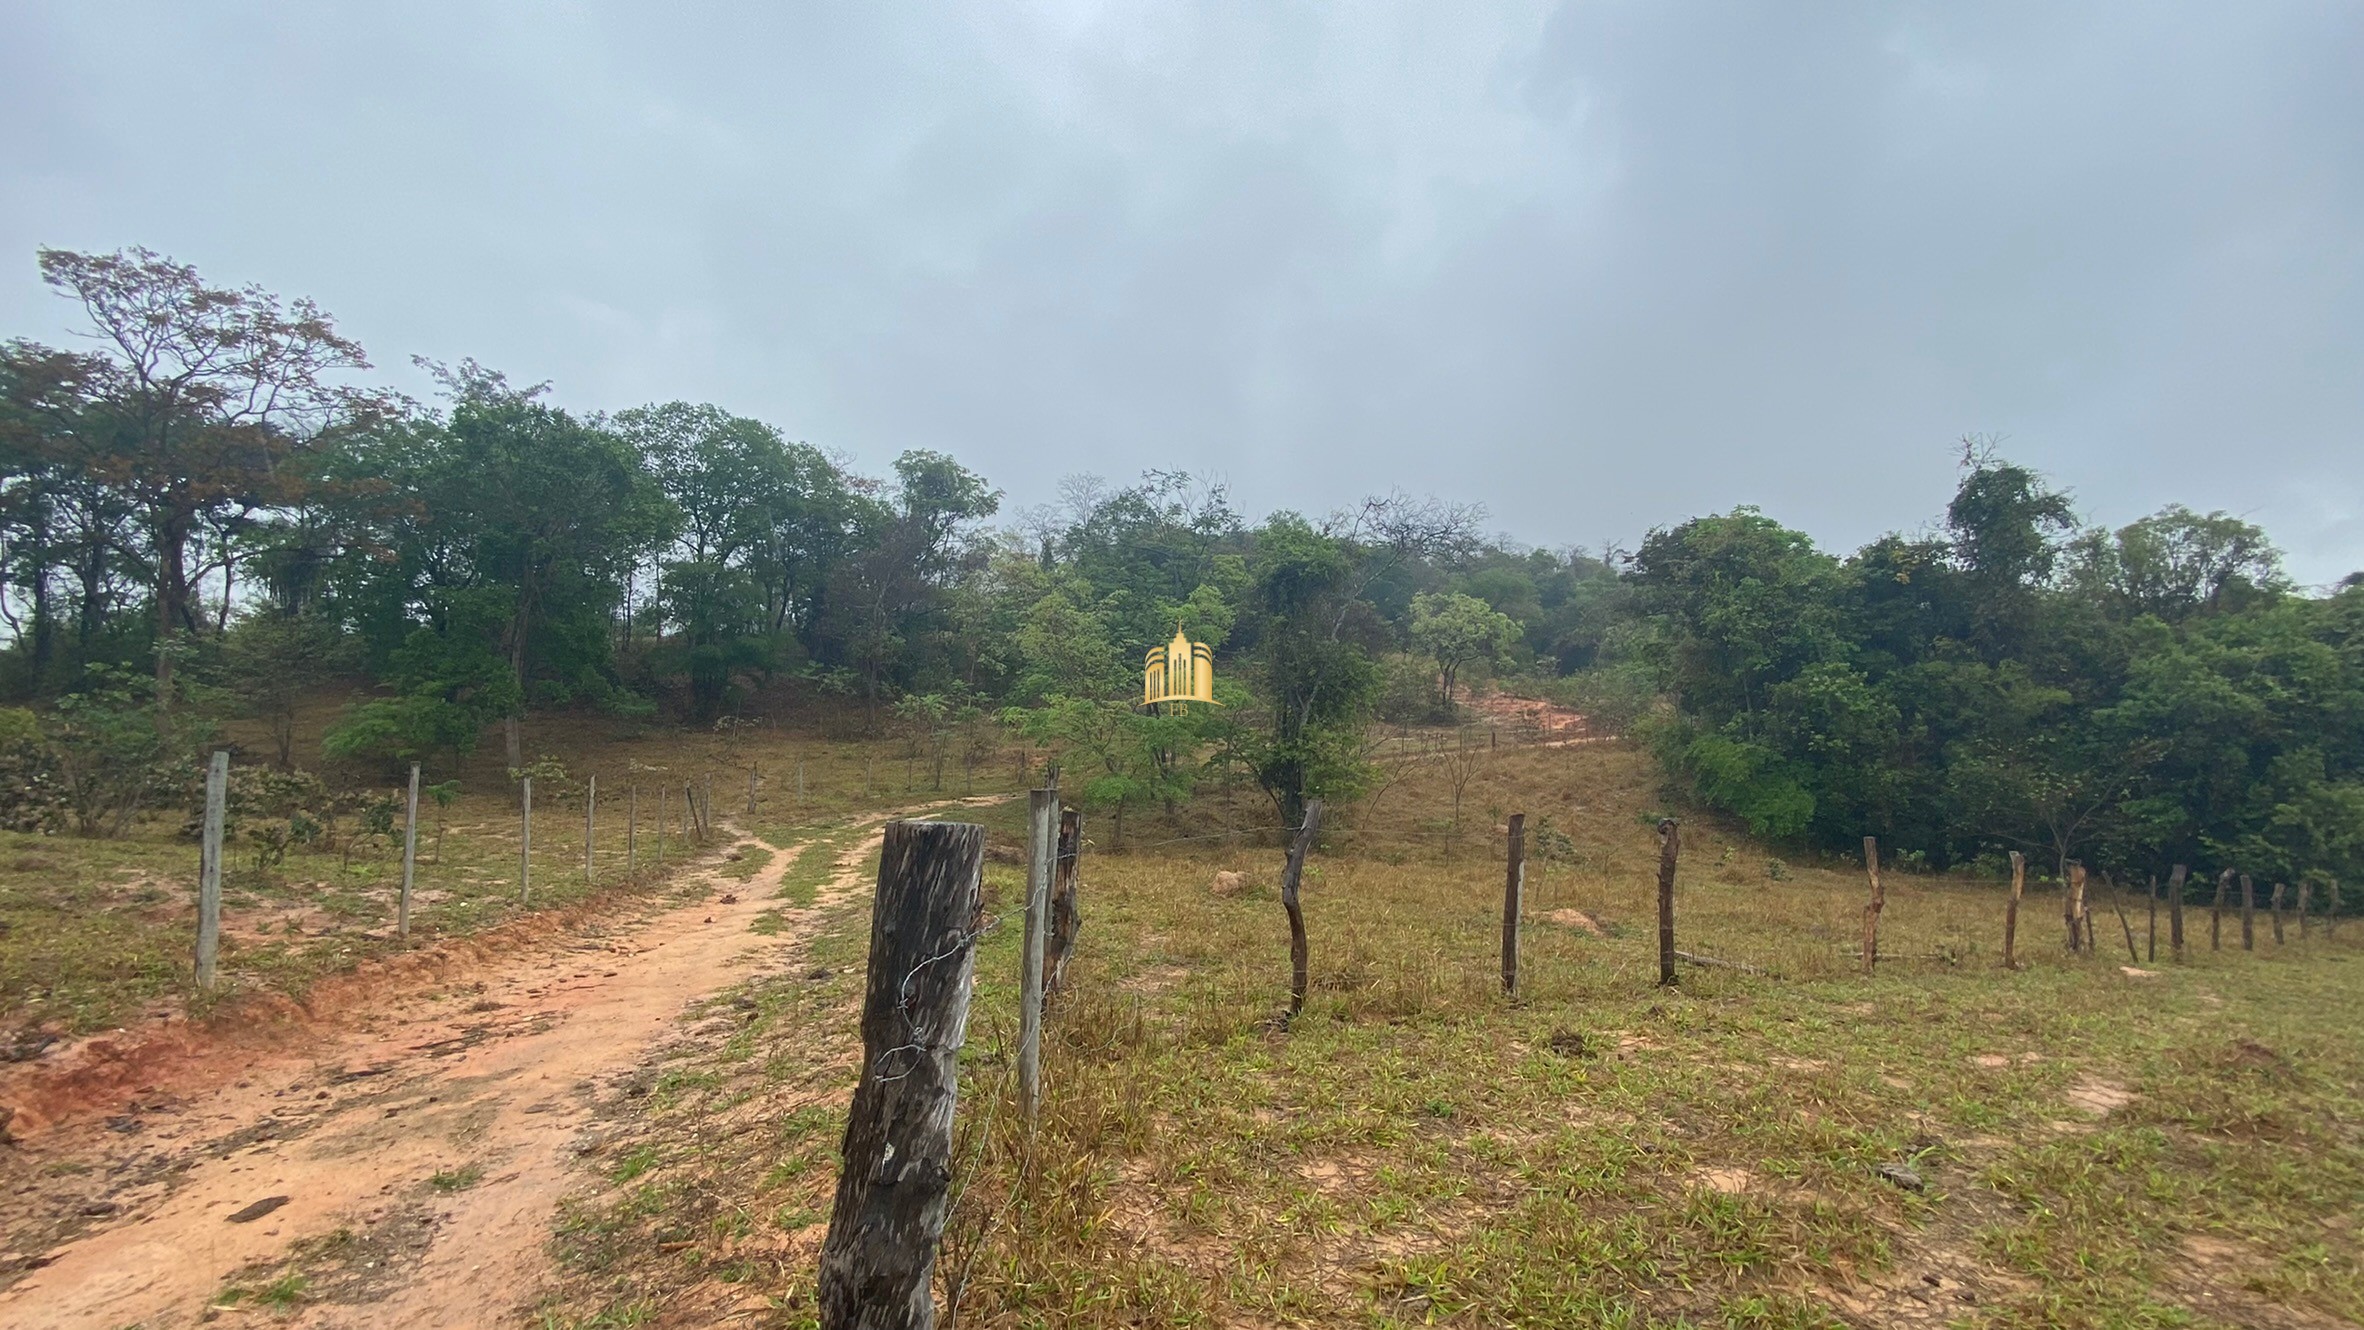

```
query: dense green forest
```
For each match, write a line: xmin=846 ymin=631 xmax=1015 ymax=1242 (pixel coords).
xmin=3 ymin=247 xmax=2360 ymax=888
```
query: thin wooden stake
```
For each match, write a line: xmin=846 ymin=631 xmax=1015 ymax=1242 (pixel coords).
xmin=627 ymin=783 xmax=638 ymax=876
xmin=1656 ymin=818 xmax=1680 ymax=987
xmin=2004 ymin=850 xmax=2025 ymax=969
xmin=748 ymin=764 xmax=759 ymax=817
xmin=2270 ymin=882 xmax=2286 ymax=945
xmin=197 ymin=750 xmax=227 ymax=990
xmin=2114 ymin=896 xmax=2139 ymax=963
xmin=585 ymin=774 xmax=597 ymax=885
xmin=2168 ymin=863 xmax=2187 ymax=959
xmin=1861 ymin=835 xmax=1884 ymax=976
xmin=1501 ymin=813 xmax=1526 ymax=997
xmin=1281 ymin=800 xmax=1325 ymax=1021
xmin=2212 ymin=869 xmax=2229 ymax=949
xmin=520 ymin=775 xmax=533 ymax=904
xmin=399 ymin=763 xmax=420 ymax=941
xmin=2146 ymin=874 xmax=2157 ymax=962
xmin=2298 ymin=880 xmax=2313 ymax=940
xmin=2066 ymin=863 xmax=2087 ymax=953
xmin=817 ymin=819 xmax=982 ymax=1330
xmin=1018 ymin=789 xmax=1055 ymax=1125
xmin=2240 ymin=874 xmax=2255 ymax=950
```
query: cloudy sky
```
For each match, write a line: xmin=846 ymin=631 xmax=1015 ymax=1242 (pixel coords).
xmin=5 ymin=3 xmax=2360 ymax=582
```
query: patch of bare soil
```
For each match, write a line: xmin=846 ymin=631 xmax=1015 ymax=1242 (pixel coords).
xmin=0 ymin=797 xmax=999 ymax=1330
xmin=1464 ymin=690 xmax=1592 ymax=741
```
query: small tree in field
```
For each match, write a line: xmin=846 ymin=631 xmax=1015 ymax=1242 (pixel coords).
xmin=1410 ymin=591 xmax=1519 ymax=709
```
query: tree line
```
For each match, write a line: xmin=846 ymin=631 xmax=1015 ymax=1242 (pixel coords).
xmin=3 ymin=247 xmax=2358 ymax=890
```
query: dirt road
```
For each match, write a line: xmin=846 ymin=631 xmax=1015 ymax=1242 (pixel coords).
xmin=0 ymin=802 xmax=984 ymax=1328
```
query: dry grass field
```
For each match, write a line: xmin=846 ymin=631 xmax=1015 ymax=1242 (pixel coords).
xmin=0 ymin=691 xmax=1024 ymax=1040
xmin=533 ymin=738 xmax=2364 ymax=1330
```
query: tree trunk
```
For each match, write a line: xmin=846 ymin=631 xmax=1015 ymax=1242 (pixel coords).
xmin=818 ymin=819 xmax=983 ymax=1330
xmin=1280 ymin=800 xmax=1324 ymax=1022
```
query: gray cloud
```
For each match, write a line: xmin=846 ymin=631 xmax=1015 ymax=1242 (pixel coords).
xmin=4 ymin=2 xmax=2359 ymax=580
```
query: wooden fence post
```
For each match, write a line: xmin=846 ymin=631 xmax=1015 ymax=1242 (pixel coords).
xmin=585 ymin=774 xmax=597 ymax=885
xmin=1502 ymin=813 xmax=1526 ymax=997
xmin=1861 ymin=835 xmax=1884 ymax=976
xmin=817 ymin=819 xmax=983 ymax=1330
xmin=685 ymin=784 xmax=700 ymax=844
xmin=399 ymin=762 xmax=420 ymax=942
xmin=1656 ymin=818 xmax=1679 ymax=987
xmin=2065 ymin=863 xmax=2086 ymax=953
xmin=2004 ymin=850 xmax=2024 ymax=969
xmin=2168 ymin=864 xmax=2187 ymax=959
xmin=197 ymin=750 xmax=228 ymax=990
xmin=2212 ymin=869 xmax=2229 ymax=949
xmin=1282 ymin=800 xmax=1326 ymax=1021
xmin=703 ymin=772 xmax=714 ymax=834
xmin=627 ymin=783 xmax=638 ymax=876
xmin=2146 ymin=875 xmax=2157 ymax=962
xmin=519 ymin=775 xmax=533 ymax=904
xmin=2270 ymin=882 xmax=2287 ymax=945
xmin=2328 ymin=879 xmax=2341 ymax=939
xmin=748 ymin=764 xmax=759 ymax=818
xmin=2114 ymin=893 xmax=2139 ymax=963
xmin=797 ymin=759 xmax=806 ymax=804
xmin=655 ymin=785 xmax=665 ymax=863
xmin=2298 ymin=879 xmax=2313 ymax=940
xmin=1045 ymin=806 xmax=1082 ymax=998
xmin=1018 ymin=789 xmax=1055 ymax=1124
xmin=2240 ymin=874 xmax=2255 ymax=950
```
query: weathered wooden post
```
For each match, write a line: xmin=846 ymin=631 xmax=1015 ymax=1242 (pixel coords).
xmin=817 ymin=819 xmax=983 ymax=1330
xmin=2298 ymin=879 xmax=2313 ymax=940
xmin=399 ymin=762 xmax=420 ymax=942
xmin=748 ymin=764 xmax=759 ymax=818
xmin=2270 ymin=882 xmax=2286 ymax=945
xmin=2212 ymin=870 xmax=2230 ymax=949
xmin=519 ymin=775 xmax=534 ymax=905
xmin=703 ymin=772 xmax=715 ymax=835
xmin=2065 ymin=863 xmax=2087 ymax=953
xmin=797 ymin=759 xmax=807 ymax=804
xmin=2004 ymin=850 xmax=2025 ymax=969
xmin=2168 ymin=864 xmax=2187 ymax=959
xmin=197 ymin=750 xmax=228 ymax=990
xmin=1281 ymin=800 xmax=1325 ymax=1021
xmin=1861 ymin=835 xmax=1884 ymax=976
xmin=1018 ymin=788 xmax=1055 ymax=1124
xmin=585 ymin=774 xmax=597 ymax=885
xmin=1656 ymin=818 xmax=1679 ymax=987
xmin=2240 ymin=874 xmax=2255 ymax=950
xmin=1045 ymin=806 xmax=1082 ymax=998
xmin=685 ymin=783 xmax=700 ymax=844
xmin=2114 ymin=894 xmax=2139 ymax=963
xmin=1501 ymin=813 xmax=1527 ymax=997
xmin=627 ymin=784 xmax=638 ymax=876
xmin=2146 ymin=875 xmax=2157 ymax=962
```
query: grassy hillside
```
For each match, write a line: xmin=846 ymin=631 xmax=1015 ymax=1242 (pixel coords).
xmin=536 ymin=738 xmax=2364 ymax=1329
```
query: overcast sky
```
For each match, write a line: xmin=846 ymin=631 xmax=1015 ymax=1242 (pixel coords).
xmin=5 ymin=3 xmax=2360 ymax=583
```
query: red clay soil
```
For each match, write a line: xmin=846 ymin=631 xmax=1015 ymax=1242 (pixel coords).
xmin=0 ymin=798 xmax=1000 ymax=1329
